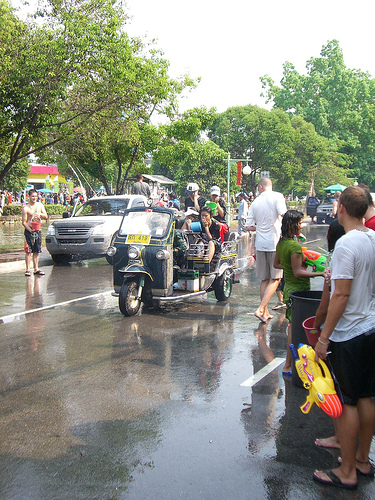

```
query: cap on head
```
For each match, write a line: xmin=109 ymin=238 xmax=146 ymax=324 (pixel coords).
xmin=210 ymin=186 xmax=220 ymax=196
xmin=186 ymin=182 xmax=199 ymax=194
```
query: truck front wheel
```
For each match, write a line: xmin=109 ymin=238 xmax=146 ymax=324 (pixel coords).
xmin=51 ymin=254 xmax=71 ymax=265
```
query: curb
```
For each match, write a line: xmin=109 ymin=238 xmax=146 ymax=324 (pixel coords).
xmin=0 ymin=253 xmax=53 ymax=274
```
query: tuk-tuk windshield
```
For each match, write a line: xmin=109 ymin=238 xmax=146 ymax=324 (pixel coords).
xmin=119 ymin=211 xmax=171 ymax=238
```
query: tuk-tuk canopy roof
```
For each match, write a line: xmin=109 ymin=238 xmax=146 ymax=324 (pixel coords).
xmin=143 ymin=174 xmax=176 ymax=185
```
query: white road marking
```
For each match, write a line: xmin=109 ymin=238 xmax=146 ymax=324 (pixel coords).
xmin=240 ymin=357 xmax=285 ymax=387
xmin=0 ymin=291 xmax=113 ymax=324
xmin=303 ymin=238 xmax=322 ymax=245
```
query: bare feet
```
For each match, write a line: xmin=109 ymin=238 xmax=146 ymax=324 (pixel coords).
xmin=315 ymin=436 xmax=341 ymax=449
xmin=254 ymin=311 xmax=268 ymax=323
xmin=254 ymin=310 xmax=267 ymax=323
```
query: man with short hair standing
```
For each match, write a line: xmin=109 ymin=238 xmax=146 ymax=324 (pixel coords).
xmin=131 ymin=173 xmax=151 ymax=198
xmin=246 ymin=177 xmax=286 ymax=322
xmin=313 ymin=186 xmax=375 ymax=490
xmin=237 ymin=192 xmax=248 ymax=235
xmin=22 ymin=189 xmax=48 ymax=276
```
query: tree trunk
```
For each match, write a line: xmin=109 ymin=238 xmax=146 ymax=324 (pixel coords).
xmin=120 ymin=144 xmax=139 ymax=194
xmin=308 ymin=170 xmax=316 ymax=197
xmin=115 ymin=150 xmax=122 ymax=195
xmin=98 ymin=159 xmax=111 ymax=194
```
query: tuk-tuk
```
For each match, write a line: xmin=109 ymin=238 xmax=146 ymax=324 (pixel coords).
xmin=107 ymin=206 xmax=242 ymax=316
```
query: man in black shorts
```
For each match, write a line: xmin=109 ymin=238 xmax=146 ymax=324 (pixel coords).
xmin=22 ymin=189 xmax=48 ymax=276
xmin=313 ymin=186 xmax=375 ymax=490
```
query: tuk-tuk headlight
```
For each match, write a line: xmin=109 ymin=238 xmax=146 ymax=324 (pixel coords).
xmin=156 ymin=249 xmax=170 ymax=260
xmin=107 ymin=246 xmax=117 ymax=257
xmin=128 ymin=246 xmax=140 ymax=260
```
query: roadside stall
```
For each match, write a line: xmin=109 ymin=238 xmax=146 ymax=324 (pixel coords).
xmin=142 ymin=174 xmax=177 ymax=202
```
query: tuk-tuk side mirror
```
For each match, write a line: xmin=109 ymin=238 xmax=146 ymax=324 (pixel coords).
xmin=62 ymin=211 xmax=72 ymax=218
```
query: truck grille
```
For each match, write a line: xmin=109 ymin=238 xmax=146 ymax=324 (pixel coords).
xmin=56 ymin=227 xmax=91 ymax=237
xmin=58 ymin=239 xmax=89 ymax=245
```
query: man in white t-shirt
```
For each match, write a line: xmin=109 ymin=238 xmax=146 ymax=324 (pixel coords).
xmin=246 ymin=178 xmax=287 ymax=322
xmin=237 ymin=192 xmax=248 ymax=235
xmin=313 ymin=186 xmax=375 ymax=490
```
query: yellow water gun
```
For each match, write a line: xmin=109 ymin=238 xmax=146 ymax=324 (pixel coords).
xmin=290 ymin=343 xmax=342 ymax=418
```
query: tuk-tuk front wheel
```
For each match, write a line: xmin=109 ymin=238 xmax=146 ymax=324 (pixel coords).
xmin=119 ymin=280 xmax=141 ymax=316
xmin=214 ymin=270 xmax=232 ymax=301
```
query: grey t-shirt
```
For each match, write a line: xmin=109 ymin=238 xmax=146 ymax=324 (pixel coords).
xmin=131 ymin=181 xmax=150 ymax=198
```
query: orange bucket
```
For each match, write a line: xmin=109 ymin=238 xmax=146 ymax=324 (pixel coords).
xmin=302 ymin=316 xmax=321 ymax=346
xmin=31 ymin=217 xmax=41 ymax=231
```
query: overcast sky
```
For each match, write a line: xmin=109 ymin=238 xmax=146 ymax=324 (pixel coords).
xmin=124 ymin=0 xmax=375 ymax=113
xmin=13 ymin=0 xmax=375 ymax=114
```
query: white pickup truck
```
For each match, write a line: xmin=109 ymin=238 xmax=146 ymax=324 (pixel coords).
xmin=46 ymin=195 xmax=147 ymax=264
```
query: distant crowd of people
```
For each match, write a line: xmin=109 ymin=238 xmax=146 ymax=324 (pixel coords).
xmin=0 ymin=188 xmax=87 ymax=213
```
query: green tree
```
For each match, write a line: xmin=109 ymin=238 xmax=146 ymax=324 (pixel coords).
xmin=289 ymin=116 xmax=348 ymax=197
xmin=0 ymin=0 xmax=194 ymax=187
xmin=209 ymin=105 xmax=300 ymax=194
xmin=52 ymin=109 xmax=162 ymax=194
xmin=0 ymin=156 xmax=30 ymax=191
xmin=261 ymin=40 xmax=375 ymax=188
xmin=208 ymin=104 xmax=343 ymax=198
xmin=153 ymin=107 xmax=228 ymax=198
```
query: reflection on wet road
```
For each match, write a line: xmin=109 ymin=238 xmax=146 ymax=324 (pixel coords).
xmin=0 ymin=224 xmax=374 ymax=499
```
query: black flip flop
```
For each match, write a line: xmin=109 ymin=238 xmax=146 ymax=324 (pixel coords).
xmin=313 ymin=469 xmax=357 ymax=490
xmin=34 ymin=270 xmax=45 ymax=276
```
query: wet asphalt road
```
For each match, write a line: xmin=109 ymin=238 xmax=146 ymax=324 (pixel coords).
xmin=0 ymin=223 xmax=374 ymax=499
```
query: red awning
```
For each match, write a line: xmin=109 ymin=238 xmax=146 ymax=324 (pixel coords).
xmin=30 ymin=164 xmax=60 ymax=175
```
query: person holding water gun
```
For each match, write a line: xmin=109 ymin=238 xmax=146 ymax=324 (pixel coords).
xmin=313 ymin=219 xmax=346 ymax=451
xmin=273 ymin=210 xmax=325 ymax=376
xmin=313 ymin=187 xmax=375 ymax=490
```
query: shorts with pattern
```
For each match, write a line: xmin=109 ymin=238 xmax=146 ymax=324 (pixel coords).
xmin=25 ymin=229 xmax=42 ymax=254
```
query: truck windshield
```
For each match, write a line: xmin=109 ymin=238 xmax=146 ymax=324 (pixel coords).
xmin=74 ymin=199 xmax=129 ymax=217
xmin=119 ymin=211 xmax=171 ymax=238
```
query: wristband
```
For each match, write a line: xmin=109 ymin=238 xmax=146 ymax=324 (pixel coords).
xmin=318 ymin=337 xmax=329 ymax=346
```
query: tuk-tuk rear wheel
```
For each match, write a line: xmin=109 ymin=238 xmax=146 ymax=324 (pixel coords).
xmin=119 ymin=280 xmax=141 ymax=316
xmin=214 ymin=270 xmax=232 ymax=301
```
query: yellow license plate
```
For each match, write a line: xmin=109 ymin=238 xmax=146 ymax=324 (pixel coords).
xmin=126 ymin=234 xmax=151 ymax=245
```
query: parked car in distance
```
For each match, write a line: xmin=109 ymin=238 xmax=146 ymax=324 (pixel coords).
xmin=46 ymin=195 xmax=147 ymax=264
xmin=316 ymin=196 xmax=334 ymax=224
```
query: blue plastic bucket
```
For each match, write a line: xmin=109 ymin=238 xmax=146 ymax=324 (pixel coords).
xmin=190 ymin=221 xmax=202 ymax=232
